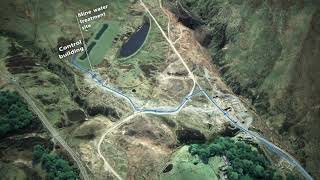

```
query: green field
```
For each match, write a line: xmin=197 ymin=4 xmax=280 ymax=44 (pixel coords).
xmin=160 ymin=146 xmax=219 ymax=180
xmin=76 ymin=21 xmax=119 ymax=69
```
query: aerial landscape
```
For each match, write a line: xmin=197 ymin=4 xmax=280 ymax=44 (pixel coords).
xmin=0 ymin=0 xmax=319 ymax=180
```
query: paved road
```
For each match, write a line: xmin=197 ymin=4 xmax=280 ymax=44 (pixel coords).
xmin=71 ymin=1 xmax=313 ymax=179
xmin=71 ymin=57 xmax=198 ymax=115
xmin=4 ymin=74 xmax=90 ymax=180
xmin=73 ymin=55 xmax=312 ymax=180
xmin=202 ymin=90 xmax=313 ymax=180
xmin=139 ymin=2 xmax=313 ymax=179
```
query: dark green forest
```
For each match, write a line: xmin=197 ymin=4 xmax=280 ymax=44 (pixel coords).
xmin=33 ymin=145 xmax=77 ymax=180
xmin=0 ymin=91 xmax=34 ymax=137
xmin=189 ymin=137 xmax=298 ymax=180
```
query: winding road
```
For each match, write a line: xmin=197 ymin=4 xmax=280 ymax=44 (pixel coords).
xmin=97 ymin=113 xmax=142 ymax=180
xmin=140 ymin=1 xmax=313 ymax=179
xmin=71 ymin=0 xmax=313 ymax=179
xmin=141 ymin=1 xmax=313 ymax=179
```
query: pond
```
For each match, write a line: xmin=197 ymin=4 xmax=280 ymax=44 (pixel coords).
xmin=79 ymin=41 xmax=96 ymax=60
xmin=119 ymin=20 xmax=150 ymax=58
xmin=95 ymin=24 xmax=109 ymax=40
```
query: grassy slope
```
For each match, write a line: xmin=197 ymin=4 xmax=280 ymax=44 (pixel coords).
xmin=160 ymin=146 xmax=219 ymax=180
xmin=0 ymin=162 xmax=28 ymax=180
xmin=166 ymin=0 xmax=320 ymax=177
xmin=76 ymin=21 xmax=119 ymax=69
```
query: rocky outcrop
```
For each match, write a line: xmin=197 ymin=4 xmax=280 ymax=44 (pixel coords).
xmin=166 ymin=0 xmax=320 ymax=177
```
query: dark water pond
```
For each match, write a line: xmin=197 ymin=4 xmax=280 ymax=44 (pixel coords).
xmin=163 ymin=164 xmax=173 ymax=173
xmin=79 ymin=41 xmax=96 ymax=60
xmin=95 ymin=24 xmax=109 ymax=40
xmin=119 ymin=21 xmax=150 ymax=58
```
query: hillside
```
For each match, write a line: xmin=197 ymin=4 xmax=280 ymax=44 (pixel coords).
xmin=165 ymin=0 xmax=320 ymax=177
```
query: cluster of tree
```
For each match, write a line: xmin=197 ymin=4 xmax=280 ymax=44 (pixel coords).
xmin=33 ymin=145 xmax=77 ymax=180
xmin=189 ymin=137 xmax=298 ymax=180
xmin=0 ymin=91 xmax=34 ymax=137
